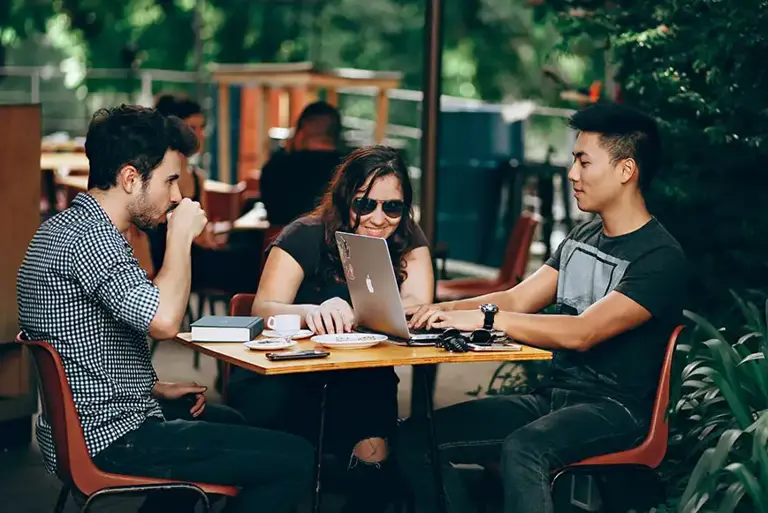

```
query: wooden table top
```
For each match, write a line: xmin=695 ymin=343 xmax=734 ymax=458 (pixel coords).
xmin=232 ymin=209 xmax=270 ymax=231
xmin=41 ymin=152 xmax=90 ymax=172
xmin=54 ymin=174 xmax=242 ymax=196
xmin=203 ymin=179 xmax=245 ymax=194
xmin=56 ymin=174 xmax=89 ymax=190
xmin=174 ymin=332 xmax=552 ymax=375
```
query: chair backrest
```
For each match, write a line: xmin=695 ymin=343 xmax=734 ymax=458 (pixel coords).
xmin=571 ymin=324 xmax=684 ymax=469
xmin=16 ymin=334 xmax=94 ymax=491
xmin=229 ymin=293 xmax=256 ymax=317
xmin=642 ymin=324 xmax=685 ymax=467
xmin=205 ymin=181 xmax=246 ymax=223
xmin=497 ymin=212 xmax=539 ymax=285
xmin=242 ymin=176 xmax=261 ymax=202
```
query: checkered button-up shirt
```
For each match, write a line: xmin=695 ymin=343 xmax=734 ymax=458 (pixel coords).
xmin=17 ymin=193 xmax=164 ymax=474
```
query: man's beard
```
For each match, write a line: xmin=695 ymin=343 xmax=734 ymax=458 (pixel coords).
xmin=129 ymin=190 xmax=165 ymax=232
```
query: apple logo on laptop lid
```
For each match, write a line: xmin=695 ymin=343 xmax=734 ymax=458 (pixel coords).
xmin=365 ymin=274 xmax=374 ymax=294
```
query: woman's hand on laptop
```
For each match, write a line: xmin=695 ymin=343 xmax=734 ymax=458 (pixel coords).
xmin=306 ymin=297 xmax=356 ymax=335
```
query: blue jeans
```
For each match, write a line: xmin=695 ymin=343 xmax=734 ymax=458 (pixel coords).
xmin=92 ymin=401 xmax=314 ymax=513
xmin=397 ymin=388 xmax=648 ymax=513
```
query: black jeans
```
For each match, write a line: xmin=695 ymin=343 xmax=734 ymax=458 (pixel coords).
xmin=92 ymin=400 xmax=314 ymax=513
xmin=397 ymin=388 xmax=648 ymax=513
xmin=227 ymin=367 xmax=400 ymax=513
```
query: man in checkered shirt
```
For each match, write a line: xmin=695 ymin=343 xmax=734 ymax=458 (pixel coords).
xmin=18 ymin=105 xmax=313 ymax=513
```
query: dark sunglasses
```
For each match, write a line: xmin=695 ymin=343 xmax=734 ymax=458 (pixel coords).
xmin=445 ymin=328 xmax=494 ymax=345
xmin=436 ymin=328 xmax=494 ymax=352
xmin=352 ymin=197 xmax=405 ymax=218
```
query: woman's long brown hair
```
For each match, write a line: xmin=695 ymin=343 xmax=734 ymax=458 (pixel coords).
xmin=311 ymin=145 xmax=418 ymax=287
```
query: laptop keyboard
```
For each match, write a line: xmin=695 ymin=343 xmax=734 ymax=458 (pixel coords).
xmin=409 ymin=327 xmax=445 ymax=335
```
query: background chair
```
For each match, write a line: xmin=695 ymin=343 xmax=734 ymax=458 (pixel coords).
xmin=435 ymin=212 xmax=539 ymax=302
xmin=191 ymin=181 xmax=247 ymax=368
xmin=16 ymin=334 xmax=238 ymax=513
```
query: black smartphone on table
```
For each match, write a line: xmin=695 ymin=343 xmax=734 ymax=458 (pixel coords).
xmin=266 ymin=350 xmax=330 ymax=361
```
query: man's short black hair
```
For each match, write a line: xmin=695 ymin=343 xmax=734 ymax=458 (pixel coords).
xmin=295 ymin=100 xmax=342 ymax=143
xmin=568 ymin=103 xmax=661 ymax=192
xmin=85 ymin=104 xmax=198 ymax=190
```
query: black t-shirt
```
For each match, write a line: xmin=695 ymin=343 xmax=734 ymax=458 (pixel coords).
xmin=260 ymin=149 xmax=344 ymax=226
xmin=270 ymin=215 xmax=430 ymax=306
xmin=543 ymin=216 xmax=688 ymax=412
xmin=228 ymin=215 xmax=428 ymax=388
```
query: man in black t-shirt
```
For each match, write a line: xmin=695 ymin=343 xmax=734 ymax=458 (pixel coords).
xmin=400 ymin=104 xmax=688 ymax=513
xmin=260 ymin=101 xmax=344 ymax=226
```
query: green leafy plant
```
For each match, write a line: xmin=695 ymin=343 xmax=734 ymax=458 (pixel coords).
xmin=668 ymin=294 xmax=768 ymax=512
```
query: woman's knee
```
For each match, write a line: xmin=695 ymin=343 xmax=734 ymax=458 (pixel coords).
xmin=352 ymin=437 xmax=388 ymax=464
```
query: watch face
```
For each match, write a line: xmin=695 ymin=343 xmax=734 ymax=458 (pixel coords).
xmin=481 ymin=304 xmax=499 ymax=314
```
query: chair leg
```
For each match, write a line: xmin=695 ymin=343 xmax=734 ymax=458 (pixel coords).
xmin=552 ymin=465 xmax=665 ymax=513
xmin=184 ymin=302 xmax=194 ymax=331
xmin=193 ymin=294 xmax=208 ymax=369
xmin=80 ymin=484 xmax=211 ymax=513
xmin=53 ymin=484 xmax=70 ymax=513
xmin=196 ymin=293 xmax=207 ymax=321
xmin=312 ymin=380 xmax=329 ymax=513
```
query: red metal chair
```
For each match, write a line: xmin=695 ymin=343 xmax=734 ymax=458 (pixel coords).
xmin=476 ymin=325 xmax=683 ymax=512
xmin=436 ymin=212 xmax=539 ymax=302
xmin=16 ymin=333 xmax=239 ymax=513
xmin=548 ymin=325 xmax=685 ymax=511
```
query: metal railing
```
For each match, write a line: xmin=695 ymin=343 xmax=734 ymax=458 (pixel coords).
xmin=0 ymin=65 xmax=575 ymax=165
xmin=3 ymin=65 xmax=584 ymax=272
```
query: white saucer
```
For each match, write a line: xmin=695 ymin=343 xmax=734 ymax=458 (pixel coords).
xmin=262 ymin=329 xmax=314 ymax=340
xmin=311 ymin=333 xmax=387 ymax=350
xmin=244 ymin=338 xmax=297 ymax=351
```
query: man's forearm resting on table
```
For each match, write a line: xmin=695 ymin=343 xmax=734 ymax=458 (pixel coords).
xmin=493 ymin=312 xmax=596 ymax=352
xmin=494 ymin=293 xmax=652 ymax=352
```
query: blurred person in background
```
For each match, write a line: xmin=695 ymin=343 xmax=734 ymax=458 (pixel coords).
xmin=259 ymin=100 xmax=345 ymax=226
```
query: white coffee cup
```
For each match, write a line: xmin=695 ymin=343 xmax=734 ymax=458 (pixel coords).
xmin=267 ymin=314 xmax=301 ymax=334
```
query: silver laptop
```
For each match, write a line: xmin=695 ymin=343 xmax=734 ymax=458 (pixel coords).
xmin=335 ymin=231 xmax=443 ymax=344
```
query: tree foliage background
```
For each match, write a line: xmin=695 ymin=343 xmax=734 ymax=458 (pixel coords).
xmin=0 ymin=0 xmax=600 ymax=102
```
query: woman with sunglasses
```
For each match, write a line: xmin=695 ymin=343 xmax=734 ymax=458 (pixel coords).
xmin=226 ymin=145 xmax=434 ymax=513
